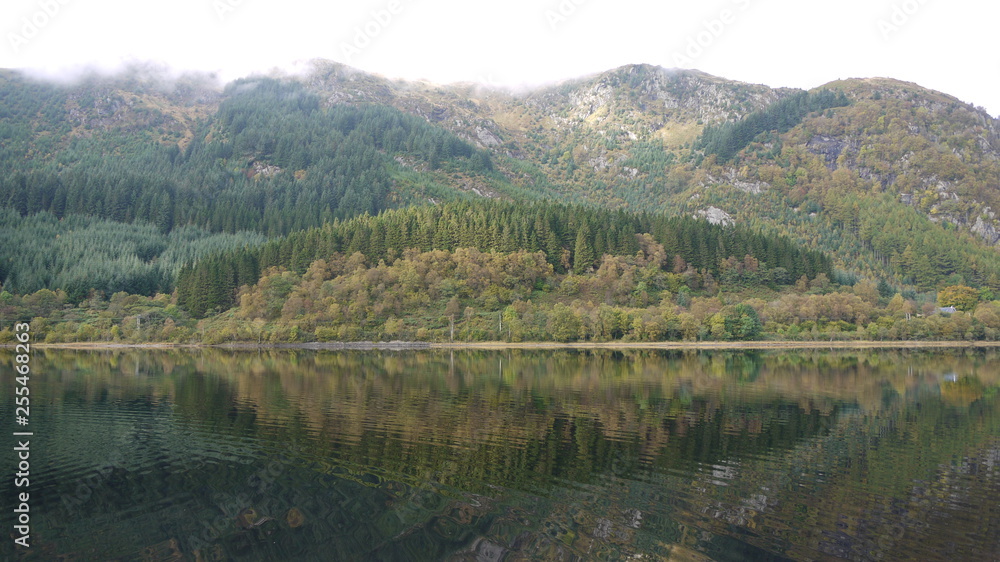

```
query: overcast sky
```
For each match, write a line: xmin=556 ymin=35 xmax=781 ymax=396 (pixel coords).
xmin=2 ymin=0 xmax=997 ymax=116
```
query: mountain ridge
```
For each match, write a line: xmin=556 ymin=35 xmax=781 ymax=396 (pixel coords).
xmin=2 ymin=61 xmax=1000 ymax=292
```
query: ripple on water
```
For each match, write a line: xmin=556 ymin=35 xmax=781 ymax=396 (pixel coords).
xmin=5 ymin=349 xmax=1000 ymax=561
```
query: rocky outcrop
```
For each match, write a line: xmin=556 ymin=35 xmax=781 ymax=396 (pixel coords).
xmin=806 ymin=135 xmax=850 ymax=169
xmin=474 ymin=125 xmax=502 ymax=147
xmin=706 ymin=170 xmax=769 ymax=194
xmin=696 ymin=206 xmax=734 ymax=226
xmin=972 ymin=214 xmax=1000 ymax=244
xmin=250 ymin=161 xmax=281 ymax=179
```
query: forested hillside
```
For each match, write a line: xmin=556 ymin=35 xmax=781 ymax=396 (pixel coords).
xmin=173 ymin=200 xmax=831 ymax=317
xmin=297 ymin=63 xmax=1000 ymax=293
xmin=0 ymin=208 xmax=265 ymax=299
xmin=2 ymin=62 xmax=1000 ymax=344
xmin=0 ymin=71 xmax=517 ymax=301
xmin=689 ymin=78 xmax=1000 ymax=290
xmin=0 ymin=76 xmax=506 ymax=236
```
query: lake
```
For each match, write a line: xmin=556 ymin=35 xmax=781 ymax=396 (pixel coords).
xmin=1 ymin=348 xmax=998 ymax=560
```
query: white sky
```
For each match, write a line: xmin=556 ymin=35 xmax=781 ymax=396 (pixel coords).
xmin=2 ymin=0 xmax=997 ymax=116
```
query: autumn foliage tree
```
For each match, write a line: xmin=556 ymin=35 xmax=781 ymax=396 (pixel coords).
xmin=938 ymin=285 xmax=979 ymax=312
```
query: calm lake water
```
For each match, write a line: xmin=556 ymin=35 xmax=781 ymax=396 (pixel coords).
xmin=1 ymin=348 xmax=998 ymax=561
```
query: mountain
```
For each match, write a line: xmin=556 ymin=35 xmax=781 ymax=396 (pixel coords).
xmin=2 ymin=60 xmax=1000 ymax=343
xmin=333 ymin=63 xmax=1000 ymax=289
xmin=303 ymin=62 xmax=795 ymax=202
xmin=293 ymin=62 xmax=1000 ymax=290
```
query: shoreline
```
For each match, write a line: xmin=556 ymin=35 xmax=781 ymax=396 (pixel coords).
xmin=13 ymin=340 xmax=1000 ymax=351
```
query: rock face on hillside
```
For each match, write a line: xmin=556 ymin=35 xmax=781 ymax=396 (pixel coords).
xmin=697 ymin=206 xmax=734 ymax=226
xmin=807 ymin=135 xmax=850 ymax=169
xmin=972 ymin=215 xmax=1000 ymax=244
xmin=553 ymin=65 xmax=787 ymax=126
xmin=301 ymin=62 xmax=795 ymax=186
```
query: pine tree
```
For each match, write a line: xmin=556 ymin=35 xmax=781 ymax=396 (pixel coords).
xmin=574 ymin=224 xmax=594 ymax=275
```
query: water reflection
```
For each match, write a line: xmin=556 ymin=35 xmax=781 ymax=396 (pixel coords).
xmin=1 ymin=349 xmax=998 ymax=560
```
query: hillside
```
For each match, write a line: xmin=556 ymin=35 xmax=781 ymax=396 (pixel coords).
xmin=0 ymin=69 xmax=521 ymax=297
xmin=304 ymin=62 xmax=794 ymax=204
xmin=697 ymin=76 xmax=1000 ymax=288
xmin=2 ymin=61 xmax=1000 ymax=343
xmin=307 ymin=64 xmax=1000 ymax=289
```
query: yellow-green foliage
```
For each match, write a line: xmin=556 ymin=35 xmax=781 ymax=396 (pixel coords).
xmin=938 ymin=285 xmax=980 ymax=311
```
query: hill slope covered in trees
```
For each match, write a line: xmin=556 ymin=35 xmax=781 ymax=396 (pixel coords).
xmin=2 ymin=62 xmax=1000 ymax=343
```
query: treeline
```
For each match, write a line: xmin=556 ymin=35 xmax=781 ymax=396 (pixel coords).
xmin=0 ymin=77 xmax=499 ymax=236
xmin=176 ymin=200 xmax=833 ymax=317
xmin=8 ymin=247 xmax=1000 ymax=345
xmin=209 ymin=254 xmax=994 ymax=344
xmin=696 ymin=89 xmax=850 ymax=162
xmin=0 ymin=208 xmax=265 ymax=301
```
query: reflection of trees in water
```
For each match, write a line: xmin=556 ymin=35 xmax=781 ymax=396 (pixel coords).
xmin=673 ymin=391 xmax=1000 ymax=560
xmin=5 ymin=348 xmax=1000 ymax=560
xmin=725 ymin=351 xmax=763 ymax=382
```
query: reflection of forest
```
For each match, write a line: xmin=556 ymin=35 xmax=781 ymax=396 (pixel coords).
xmin=5 ymin=349 xmax=998 ymax=560
xmin=15 ymin=348 xmax=998 ymax=447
